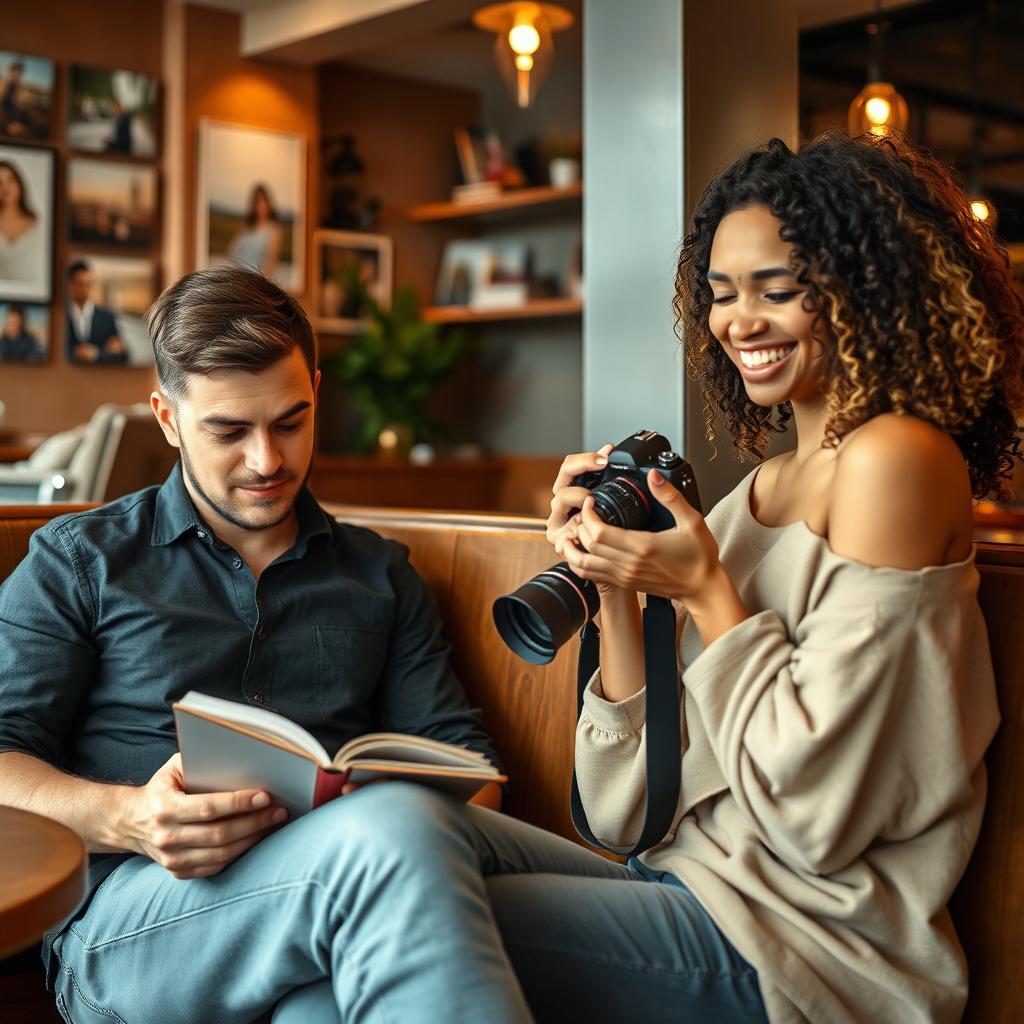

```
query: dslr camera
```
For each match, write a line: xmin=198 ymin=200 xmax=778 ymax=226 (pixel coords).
xmin=493 ymin=429 xmax=702 ymax=664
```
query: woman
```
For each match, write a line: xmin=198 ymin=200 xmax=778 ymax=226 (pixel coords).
xmin=0 ymin=158 xmax=42 ymax=284
xmin=228 ymin=181 xmax=283 ymax=279
xmin=0 ymin=302 xmax=43 ymax=362
xmin=99 ymin=131 xmax=1022 ymax=1024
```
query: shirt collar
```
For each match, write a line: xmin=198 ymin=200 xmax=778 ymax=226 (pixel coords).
xmin=151 ymin=461 xmax=336 ymax=551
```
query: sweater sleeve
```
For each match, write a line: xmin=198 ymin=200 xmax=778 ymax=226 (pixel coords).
xmin=574 ymin=671 xmax=653 ymax=849
xmin=683 ymin=585 xmax=980 ymax=876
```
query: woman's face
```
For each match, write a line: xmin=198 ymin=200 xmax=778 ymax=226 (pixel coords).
xmin=707 ymin=204 xmax=827 ymax=408
xmin=254 ymin=190 xmax=270 ymax=221
xmin=0 ymin=165 xmax=22 ymax=207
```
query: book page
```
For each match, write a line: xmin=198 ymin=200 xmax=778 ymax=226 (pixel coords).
xmin=176 ymin=691 xmax=331 ymax=767
xmin=333 ymin=732 xmax=494 ymax=771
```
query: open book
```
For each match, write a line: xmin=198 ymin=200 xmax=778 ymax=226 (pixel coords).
xmin=173 ymin=691 xmax=505 ymax=818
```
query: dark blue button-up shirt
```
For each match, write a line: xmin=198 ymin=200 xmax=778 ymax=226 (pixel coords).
xmin=0 ymin=464 xmax=501 ymax=896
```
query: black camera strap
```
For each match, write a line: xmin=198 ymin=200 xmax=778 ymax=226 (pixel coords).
xmin=570 ymin=594 xmax=681 ymax=856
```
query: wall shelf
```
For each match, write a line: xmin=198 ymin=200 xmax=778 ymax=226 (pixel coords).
xmin=422 ymin=298 xmax=583 ymax=324
xmin=408 ymin=183 xmax=583 ymax=222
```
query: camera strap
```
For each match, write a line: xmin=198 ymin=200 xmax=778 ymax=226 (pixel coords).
xmin=570 ymin=594 xmax=681 ymax=856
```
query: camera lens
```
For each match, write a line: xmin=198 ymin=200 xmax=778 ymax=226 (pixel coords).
xmin=492 ymin=562 xmax=600 ymax=664
xmin=590 ymin=476 xmax=651 ymax=530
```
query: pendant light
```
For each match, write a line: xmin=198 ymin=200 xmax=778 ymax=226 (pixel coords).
xmin=848 ymin=1 xmax=909 ymax=137
xmin=473 ymin=2 xmax=574 ymax=109
xmin=965 ymin=16 xmax=997 ymax=227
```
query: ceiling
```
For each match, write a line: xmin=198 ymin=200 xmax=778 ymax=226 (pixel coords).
xmin=800 ymin=0 xmax=1024 ymax=240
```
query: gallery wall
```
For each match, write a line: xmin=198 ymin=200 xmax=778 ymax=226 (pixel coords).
xmin=0 ymin=0 xmax=318 ymax=434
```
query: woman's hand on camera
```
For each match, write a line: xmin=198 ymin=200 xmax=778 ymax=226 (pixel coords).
xmin=565 ymin=471 xmax=722 ymax=604
xmin=545 ymin=443 xmax=613 ymax=563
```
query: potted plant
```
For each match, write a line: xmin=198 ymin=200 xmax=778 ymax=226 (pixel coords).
xmin=322 ymin=279 xmax=467 ymax=456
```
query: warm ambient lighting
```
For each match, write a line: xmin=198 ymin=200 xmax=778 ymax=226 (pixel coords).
xmin=848 ymin=81 xmax=909 ymax=137
xmin=473 ymin=2 xmax=574 ymax=109
xmin=969 ymin=197 xmax=997 ymax=226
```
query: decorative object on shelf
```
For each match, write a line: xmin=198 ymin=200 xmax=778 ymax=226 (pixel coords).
xmin=64 ymin=254 xmax=155 ymax=367
xmin=322 ymin=133 xmax=380 ymax=231
xmin=67 ymin=158 xmax=157 ymax=252
xmin=313 ymin=229 xmax=393 ymax=335
xmin=542 ymin=131 xmax=582 ymax=187
xmin=436 ymin=239 xmax=531 ymax=310
xmin=196 ymin=119 xmax=306 ymax=292
xmin=0 ymin=142 xmax=54 ymax=303
xmin=452 ymin=127 xmax=525 ymax=200
xmin=321 ymin=286 xmax=467 ymax=455
xmin=847 ymin=1 xmax=909 ymax=138
xmin=0 ymin=300 xmax=48 ymax=364
xmin=472 ymin=2 xmax=574 ymax=109
xmin=0 ymin=51 xmax=54 ymax=142
xmin=68 ymin=65 xmax=158 ymax=158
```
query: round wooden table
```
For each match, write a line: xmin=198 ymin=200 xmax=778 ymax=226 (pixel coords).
xmin=0 ymin=807 xmax=87 ymax=958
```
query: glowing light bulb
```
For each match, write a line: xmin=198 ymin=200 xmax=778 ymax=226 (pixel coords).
xmin=515 ymin=54 xmax=534 ymax=71
xmin=970 ymin=200 xmax=990 ymax=222
xmin=509 ymin=23 xmax=540 ymax=55
xmin=865 ymin=96 xmax=892 ymax=125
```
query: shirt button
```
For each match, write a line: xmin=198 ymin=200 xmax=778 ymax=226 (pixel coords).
xmin=257 ymin=627 xmax=266 ymax=641
xmin=252 ymin=693 xmax=265 ymax=704
xmin=196 ymin=530 xmax=206 ymax=540
xmin=232 ymin=556 xmax=243 ymax=569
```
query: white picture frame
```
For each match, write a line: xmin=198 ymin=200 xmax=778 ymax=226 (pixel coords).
xmin=0 ymin=143 xmax=54 ymax=302
xmin=196 ymin=119 xmax=306 ymax=292
xmin=313 ymin=229 xmax=393 ymax=335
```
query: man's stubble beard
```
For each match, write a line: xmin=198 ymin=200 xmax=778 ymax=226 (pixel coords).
xmin=177 ymin=432 xmax=312 ymax=533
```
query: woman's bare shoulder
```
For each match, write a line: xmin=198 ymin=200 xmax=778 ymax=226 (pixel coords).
xmin=827 ymin=413 xmax=973 ymax=569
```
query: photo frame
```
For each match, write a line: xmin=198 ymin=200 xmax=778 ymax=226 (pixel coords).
xmin=0 ymin=142 xmax=54 ymax=302
xmin=0 ymin=300 xmax=48 ymax=364
xmin=435 ymin=239 xmax=529 ymax=309
xmin=68 ymin=158 xmax=158 ymax=252
xmin=68 ymin=65 xmax=159 ymax=158
xmin=65 ymin=254 xmax=156 ymax=367
xmin=197 ymin=119 xmax=306 ymax=292
xmin=313 ymin=229 xmax=392 ymax=334
xmin=0 ymin=51 xmax=55 ymax=142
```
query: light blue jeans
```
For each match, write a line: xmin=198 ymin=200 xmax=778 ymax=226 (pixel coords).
xmin=50 ymin=784 xmax=768 ymax=1023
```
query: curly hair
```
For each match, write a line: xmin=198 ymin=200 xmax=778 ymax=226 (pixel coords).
xmin=675 ymin=131 xmax=1024 ymax=500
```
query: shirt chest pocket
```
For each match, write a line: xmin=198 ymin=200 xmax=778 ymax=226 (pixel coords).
xmin=313 ymin=625 xmax=389 ymax=715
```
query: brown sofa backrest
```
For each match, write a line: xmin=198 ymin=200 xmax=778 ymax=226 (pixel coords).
xmin=1 ymin=503 xmax=1021 ymax=1021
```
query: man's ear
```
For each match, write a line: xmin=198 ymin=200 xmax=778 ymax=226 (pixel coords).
xmin=150 ymin=390 xmax=181 ymax=449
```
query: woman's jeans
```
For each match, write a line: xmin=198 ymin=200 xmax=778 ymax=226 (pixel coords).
xmin=50 ymin=784 xmax=768 ymax=1023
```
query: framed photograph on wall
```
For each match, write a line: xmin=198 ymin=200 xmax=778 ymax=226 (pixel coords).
xmin=0 ymin=300 xmax=48 ymax=364
xmin=67 ymin=65 xmax=159 ymax=158
xmin=313 ymin=229 xmax=392 ymax=334
xmin=0 ymin=51 xmax=55 ymax=141
xmin=64 ymin=254 xmax=156 ymax=367
xmin=68 ymin=158 xmax=158 ymax=252
xmin=0 ymin=143 xmax=54 ymax=302
xmin=196 ymin=119 xmax=306 ymax=292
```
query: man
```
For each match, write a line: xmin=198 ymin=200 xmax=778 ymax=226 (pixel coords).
xmin=0 ymin=60 xmax=31 ymax=137
xmin=65 ymin=258 xmax=128 ymax=364
xmin=0 ymin=264 xmax=502 ymax=1021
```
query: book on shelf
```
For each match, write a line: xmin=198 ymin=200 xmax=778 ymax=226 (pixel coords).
xmin=451 ymin=181 xmax=503 ymax=203
xmin=173 ymin=690 xmax=505 ymax=818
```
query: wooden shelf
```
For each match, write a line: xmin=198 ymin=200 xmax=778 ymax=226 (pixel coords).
xmin=422 ymin=298 xmax=583 ymax=324
xmin=407 ymin=183 xmax=583 ymax=222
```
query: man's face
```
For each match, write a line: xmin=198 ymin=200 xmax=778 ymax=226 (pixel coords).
xmin=156 ymin=348 xmax=319 ymax=533
xmin=70 ymin=270 xmax=93 ymax=307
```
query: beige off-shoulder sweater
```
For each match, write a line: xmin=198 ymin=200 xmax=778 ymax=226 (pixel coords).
xmin=575 ymin=468 xmax=999 ymax=1024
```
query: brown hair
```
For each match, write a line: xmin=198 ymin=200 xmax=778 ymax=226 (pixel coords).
xmin=676 ymin=131 xmax=1024 ymax=500
xmin=148 ymin=264 xmax=316 ymax=400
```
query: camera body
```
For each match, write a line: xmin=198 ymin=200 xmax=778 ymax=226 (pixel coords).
xmin=492 ymin=429 xmax=702 ymax=665
xmin=571 ymin=429 xmax=702 ymax=531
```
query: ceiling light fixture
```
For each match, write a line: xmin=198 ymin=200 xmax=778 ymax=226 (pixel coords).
xmin=473 ymin=2 xmax=574 ymax=109
xmin=847 ymin=1 xmax=909 ymax=137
